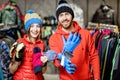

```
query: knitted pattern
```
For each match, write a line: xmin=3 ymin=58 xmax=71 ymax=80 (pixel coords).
xmin=24 ymin=10 xmax=42 ymax=32
xmin=33 ymin=47 xmax=43 ymax=74
xmin=56 ymin=0 xmax=74 ymax=19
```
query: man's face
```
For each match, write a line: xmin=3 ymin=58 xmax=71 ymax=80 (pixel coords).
xmin=29 ymin=23 xmax=41 ymax=39
xmin=58 ymin=12 xmax=72 ymax=29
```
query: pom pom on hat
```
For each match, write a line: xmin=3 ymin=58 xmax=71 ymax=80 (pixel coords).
xmin=24 ymin=10 xmax=42 ymax=32
xmin=27 ymin=10 xmax=35 ymax=14
xmin=56 ymin=0 xmax=74 ymax=19
xmin=58 ymin=0 xmax=67 ymax=4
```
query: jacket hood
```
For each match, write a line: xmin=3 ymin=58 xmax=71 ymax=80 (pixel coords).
xmin=55 ymin=21 xmax=81 ymax=35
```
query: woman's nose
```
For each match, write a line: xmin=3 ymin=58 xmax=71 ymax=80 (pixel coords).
xmin=33 ymin=26 xmax=37 ymax=31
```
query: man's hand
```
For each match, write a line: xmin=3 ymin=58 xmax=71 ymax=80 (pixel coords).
xmin=62 ymin=32 xmax=81 ymax=59
xmin=62 ymin=32 xmax=81 ymax=53
xmin=58 ymin=53 xmax=76 ymax=74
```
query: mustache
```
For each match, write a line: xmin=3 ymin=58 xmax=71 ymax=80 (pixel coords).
xmin=62 ymin=19 xmax=69 ymax=23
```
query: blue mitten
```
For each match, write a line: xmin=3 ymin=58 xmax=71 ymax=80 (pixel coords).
xmin=44 ymin=50 xmax=57 ymax=61
xmin=58 ymin=53 xmax=76 ymax=74
xmin=62 ymin=32 xmax=81 ymax=53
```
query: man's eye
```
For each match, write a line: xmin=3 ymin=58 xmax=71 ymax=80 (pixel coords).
xmin=59 ymin=14 xmax=63 ymax=17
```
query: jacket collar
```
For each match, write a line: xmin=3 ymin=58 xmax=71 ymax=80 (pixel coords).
xmin=56 ymin=21 xmax=81 ymax=35
xmin=23 ymin=34 xmax=42 ymax=44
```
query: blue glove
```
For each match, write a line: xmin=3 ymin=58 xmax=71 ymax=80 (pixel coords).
xmin=44 ymin=50 xmax=57 ymax=61
xmin=58 ymin=53 xmax=76 ymax=74
xmin=62 ymin=32 xmax=81 ymax=54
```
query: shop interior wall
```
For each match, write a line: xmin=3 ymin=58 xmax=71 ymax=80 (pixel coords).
xmin=0 ymin=0 xmax=119 ymax=28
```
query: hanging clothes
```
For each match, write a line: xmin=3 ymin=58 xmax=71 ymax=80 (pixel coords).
xmin=92 ymin=29 xmax=120 ymax=80
xmin=92 ymin=4 xmax=116 ymax=25
xmin=0 ymin=1 xmax=22 ymax=27
xmin=110 ymin=39 xmax=120 ymax=80
xmin=101 ymin=37 xmax=117 ymax=80
xmin=0 ymin=42 xmax=13 ymax=80
xmin=0 ymin=64 xmax=4 ymax=80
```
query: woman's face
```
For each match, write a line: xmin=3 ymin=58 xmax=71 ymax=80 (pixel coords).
xmin=29 ymin=23 xmax=41 ymax=39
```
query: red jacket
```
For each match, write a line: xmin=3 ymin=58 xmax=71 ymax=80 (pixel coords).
xmin=13 ymin=35 xmax=44 ymax=80
xmin=49 ymin=21 xmax=100 ymax=80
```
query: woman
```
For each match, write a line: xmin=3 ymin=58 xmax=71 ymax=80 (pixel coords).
xmin=9 ymin=10 xmax=47 ymax=80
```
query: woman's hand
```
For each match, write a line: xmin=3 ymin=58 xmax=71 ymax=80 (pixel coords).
xmin=9 ymin=61 xmax=21 ymax=74
xmin=41 ymin=56 xmax=48 ymax=64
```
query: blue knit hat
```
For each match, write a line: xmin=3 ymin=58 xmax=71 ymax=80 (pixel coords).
xmin=24 ymin=10 xmax=42 ymax=32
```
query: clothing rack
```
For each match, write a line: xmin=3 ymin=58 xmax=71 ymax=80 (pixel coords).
xmin=87 ymin=22 xmax=99 ymax=29
xmin=99 ymin=23 xmax=119 ymax=33
xmin=87 ymin=22 xmax=119 ymax=33
xmin=91 ymin=27 xmax=120 ymax=80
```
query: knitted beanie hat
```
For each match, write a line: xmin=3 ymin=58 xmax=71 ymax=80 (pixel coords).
xmin=24 ymin=10 xmax=42 ymax=32
xmin=56 ymin=0 xmax=74 ymax=19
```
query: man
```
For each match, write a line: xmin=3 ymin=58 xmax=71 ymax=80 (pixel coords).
xmin=49 ymin=0 xmax=100 ymax=80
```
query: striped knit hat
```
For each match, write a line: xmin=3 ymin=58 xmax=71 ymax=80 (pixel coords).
xmin=24 ymin=10 xmax=42 ymax=32
xmin=56 ymin=0 xmax=74 ymax=19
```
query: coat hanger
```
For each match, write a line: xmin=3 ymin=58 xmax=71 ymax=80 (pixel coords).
xmin=87 ymin=22 xmax=99 ymax=30
xmin=99 ymin=23 xmax=119 ymax=33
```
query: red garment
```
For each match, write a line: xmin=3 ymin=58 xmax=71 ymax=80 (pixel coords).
xmin=49 ymin=21 xmax=100 ymax=80
xmin=97 ymin=30 xmax=111 ymax=50
xmin=0 ymin=3 xmax=7 ymax=11
xmin=92 ymin=30 xmax=99 ymax=42
xmin=13 ymin=34 xmax=44 ymax=80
